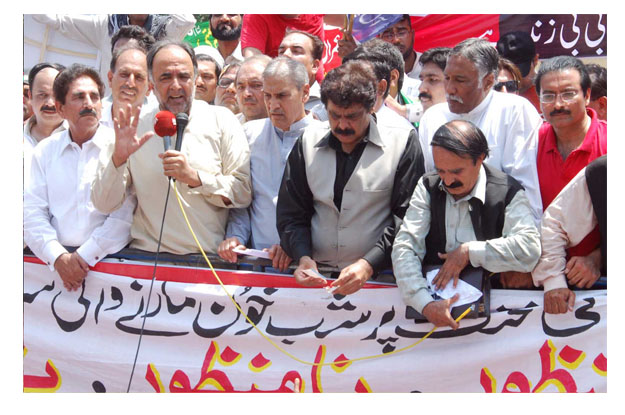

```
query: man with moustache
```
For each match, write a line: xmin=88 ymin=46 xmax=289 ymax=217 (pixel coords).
xmin=100 ymin=45 xmax=151 ymax=130
xmin=235 ymin=55 xmax=271 ymax=123
xmin=417 ymin=47 xmax=451 ymax=113
xmin=215 ymin=63 xmax=242 ymax=117
xmin=218 ymin=57 xmax=324 ymax=270
xmin=392 ymin=120 xmax=540 ymax=329
xmin=534 ymin=56 xmax=607 ymax=291
xmin=24 ymin=65 xmax=136 ymax=291
xmin=194 ymin=53 xmax=221 ymax=105
xmin=418 ymin=38 xmax=543 ymax=225
xmin=92 ymin=40 xmax=251 ymax=255
xmin=277 ymin=60 xmax=424 ymax=294
xmin=24 ymin=63 xmax=67 ymax=185
xmin=209 ymin=14 xmax=244 ymax=65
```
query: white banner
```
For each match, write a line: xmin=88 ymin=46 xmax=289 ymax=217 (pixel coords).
xmin=23 ymin=257 xmax=607 ymax=393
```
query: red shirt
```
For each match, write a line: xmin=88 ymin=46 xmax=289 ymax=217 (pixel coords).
xmin=240 ymin=14 xmax=325 ymax=83
xmin=537 ymin=108 xmax=607 ymax=256
xmin=521 ymin=84 xmax=541 ymax=115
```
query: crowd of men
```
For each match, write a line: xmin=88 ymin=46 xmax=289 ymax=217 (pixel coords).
xmin=23 ymin=14 xmax=607 ymax=328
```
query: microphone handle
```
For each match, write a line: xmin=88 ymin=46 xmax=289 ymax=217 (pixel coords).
xmin=163 ymin=136 xmax=171 ymax=152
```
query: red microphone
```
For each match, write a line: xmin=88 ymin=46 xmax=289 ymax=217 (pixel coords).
xmin=154 ymin=110 xmax=176 ymax=150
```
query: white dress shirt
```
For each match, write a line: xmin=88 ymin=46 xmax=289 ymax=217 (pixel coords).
xmin=24 ymin=126 xmax=136 ymax=270
xmin=23 ymin=118 xmax=67 ymax=187
xmin=418 ymin=90 xmax=543 ymax=220
xmin=532 ymin=167 xmax=599 ymax=292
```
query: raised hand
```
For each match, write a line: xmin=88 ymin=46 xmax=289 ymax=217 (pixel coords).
xmin=112 ymin=103 xmax=154 ymax=167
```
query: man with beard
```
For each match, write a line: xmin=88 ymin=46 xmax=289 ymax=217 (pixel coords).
xmin=24 ymin=63 xmax=67 ymax=185
xmin=24 ymin=65 xmax=136 ymax=291
xmin=277 ymin=60 xmax=424 ymax=294
xmin=235 ymin=55 xmax=271 ymax=123
xmin=92 ymin=41 xmax=252 ymax=255
xmin=209 ymin=14 xmax=244 ymax=65
xmin=392 ymin=120 xmax=540 ymax=329
xmin=534 ymin=56 xmax=607 ymax=290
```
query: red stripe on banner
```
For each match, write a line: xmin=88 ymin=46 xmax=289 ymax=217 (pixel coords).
xmin=410 ymin=14 xmax=501 ymax=51
xmin=23 ymin=256 xmax=393 ymax=289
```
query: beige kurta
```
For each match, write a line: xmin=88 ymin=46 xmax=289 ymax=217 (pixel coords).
xmin=92 ymin=100 xmax=251 ymax=255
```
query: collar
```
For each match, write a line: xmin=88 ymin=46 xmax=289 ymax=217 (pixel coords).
xmin=439 ymin=165 xmax=486 ymax=205
xmin=273 ymin=113 xmax=314 ymax=137
xmin=309 ymin=81 xmax=321 ymax=99
xmin=544 ymin=108 xmax=598 ymax=155
xmin=61 ymin=125 xmax=106 ymax=151
xmin=314 ymin=114 xmax=382 ymax=148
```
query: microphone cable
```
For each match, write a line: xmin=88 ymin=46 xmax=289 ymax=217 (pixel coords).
xmin=125 ymin=176 xmax=173 ymax=393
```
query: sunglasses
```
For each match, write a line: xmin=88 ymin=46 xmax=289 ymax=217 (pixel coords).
xmin=494 ymin=80 xmax=519 ymax=93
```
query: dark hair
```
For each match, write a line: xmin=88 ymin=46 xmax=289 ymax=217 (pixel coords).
xmin=431 ymin=120 xmax=490 ymax=164
xmin=535 ymin=55 xmax=591 ymax=96
xmin=361 ymin=37 xmax=405 ymax=93
xmin=147 ymin=40 xmax=198 ymax=81
xmin=110 ymin=45 xmax=147 ymax=72
xmin=283 ymin=28 xmax=324 ymax=61
xmin=401 ymin=14 xmax=412 ymax=29
xmin=28 ymin=62 xmax=65 ymax=90
xmin=450 ymin=38 xmax=499 ymax=80
xmin=53 ymin=64 xmax=105 ymax=105
xmin=110 ymin=25 xmax=155 ymax=54
xmin=196 ymin=53 xmax=222 ymax=80
xmin=343 ymin=39 xmax=393 ymax=98
xmin=419 ymin=47 xmax=451 ymax=71
xmin=585 ymin=63 xmax=607 ymax=100
xmin=321 ymin=60 xmax=378 ymax=111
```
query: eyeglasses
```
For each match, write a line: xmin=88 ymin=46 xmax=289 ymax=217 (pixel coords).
xmin=539 ymin=90 xmax=580 ymax=104
xmin=494 ymin=80 xmax=519 ymax=93
xmin=380 ymin=28 xmax=410 ymax=41
xmin=217 ymin=77 xmax=235 ymax=88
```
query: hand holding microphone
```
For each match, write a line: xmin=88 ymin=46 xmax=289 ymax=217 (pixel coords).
xmin=156 ymin=112 xmax=197 ymax=186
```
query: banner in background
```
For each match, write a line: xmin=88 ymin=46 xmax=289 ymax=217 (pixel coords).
xmin=184 ymin=21 xmax=218 ymax=49
xmin=322 ymin=14 xmax=607 ymax=73
xmin=23 ymin=257 xmax=607 ymax=393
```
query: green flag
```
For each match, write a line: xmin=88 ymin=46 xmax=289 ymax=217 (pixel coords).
xmin=184 ymin=21 xmax=218 ymax=48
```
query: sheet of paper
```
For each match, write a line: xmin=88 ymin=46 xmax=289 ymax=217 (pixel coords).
xmin=232 ymin=247 xmax=271 ymax=259
xmin=425 ymin=267 xmax=483 ymax=308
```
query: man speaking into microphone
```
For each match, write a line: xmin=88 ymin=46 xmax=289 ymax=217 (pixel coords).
xmin=92 ymin=40 xmax=251 ymax=256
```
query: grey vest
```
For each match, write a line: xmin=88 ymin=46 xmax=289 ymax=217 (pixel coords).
xmin=300 ymin=117 xmax=409 ymax=268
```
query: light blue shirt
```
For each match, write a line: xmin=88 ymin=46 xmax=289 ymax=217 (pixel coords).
xmin=226 ymin=114 xmax=323 ymax=249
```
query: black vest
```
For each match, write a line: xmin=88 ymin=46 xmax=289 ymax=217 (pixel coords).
xmin=585 ymin=155 xmax=607 ymax=275
xmin=422 ymin=163 xmax=524 ymax=266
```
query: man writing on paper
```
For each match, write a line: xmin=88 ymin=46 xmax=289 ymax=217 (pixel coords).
xmin=392 ymin=120 xmax=540 ymax=329
xmin=277 ymin=60 xmax=424 ymax=294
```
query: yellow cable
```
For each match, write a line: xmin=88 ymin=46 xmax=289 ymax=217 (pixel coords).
xmin=172 ymin=182 xmax=471 ymax=367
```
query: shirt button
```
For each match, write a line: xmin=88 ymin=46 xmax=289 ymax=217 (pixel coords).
xmin=95 ymin=256 xmax=99 ymax=260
